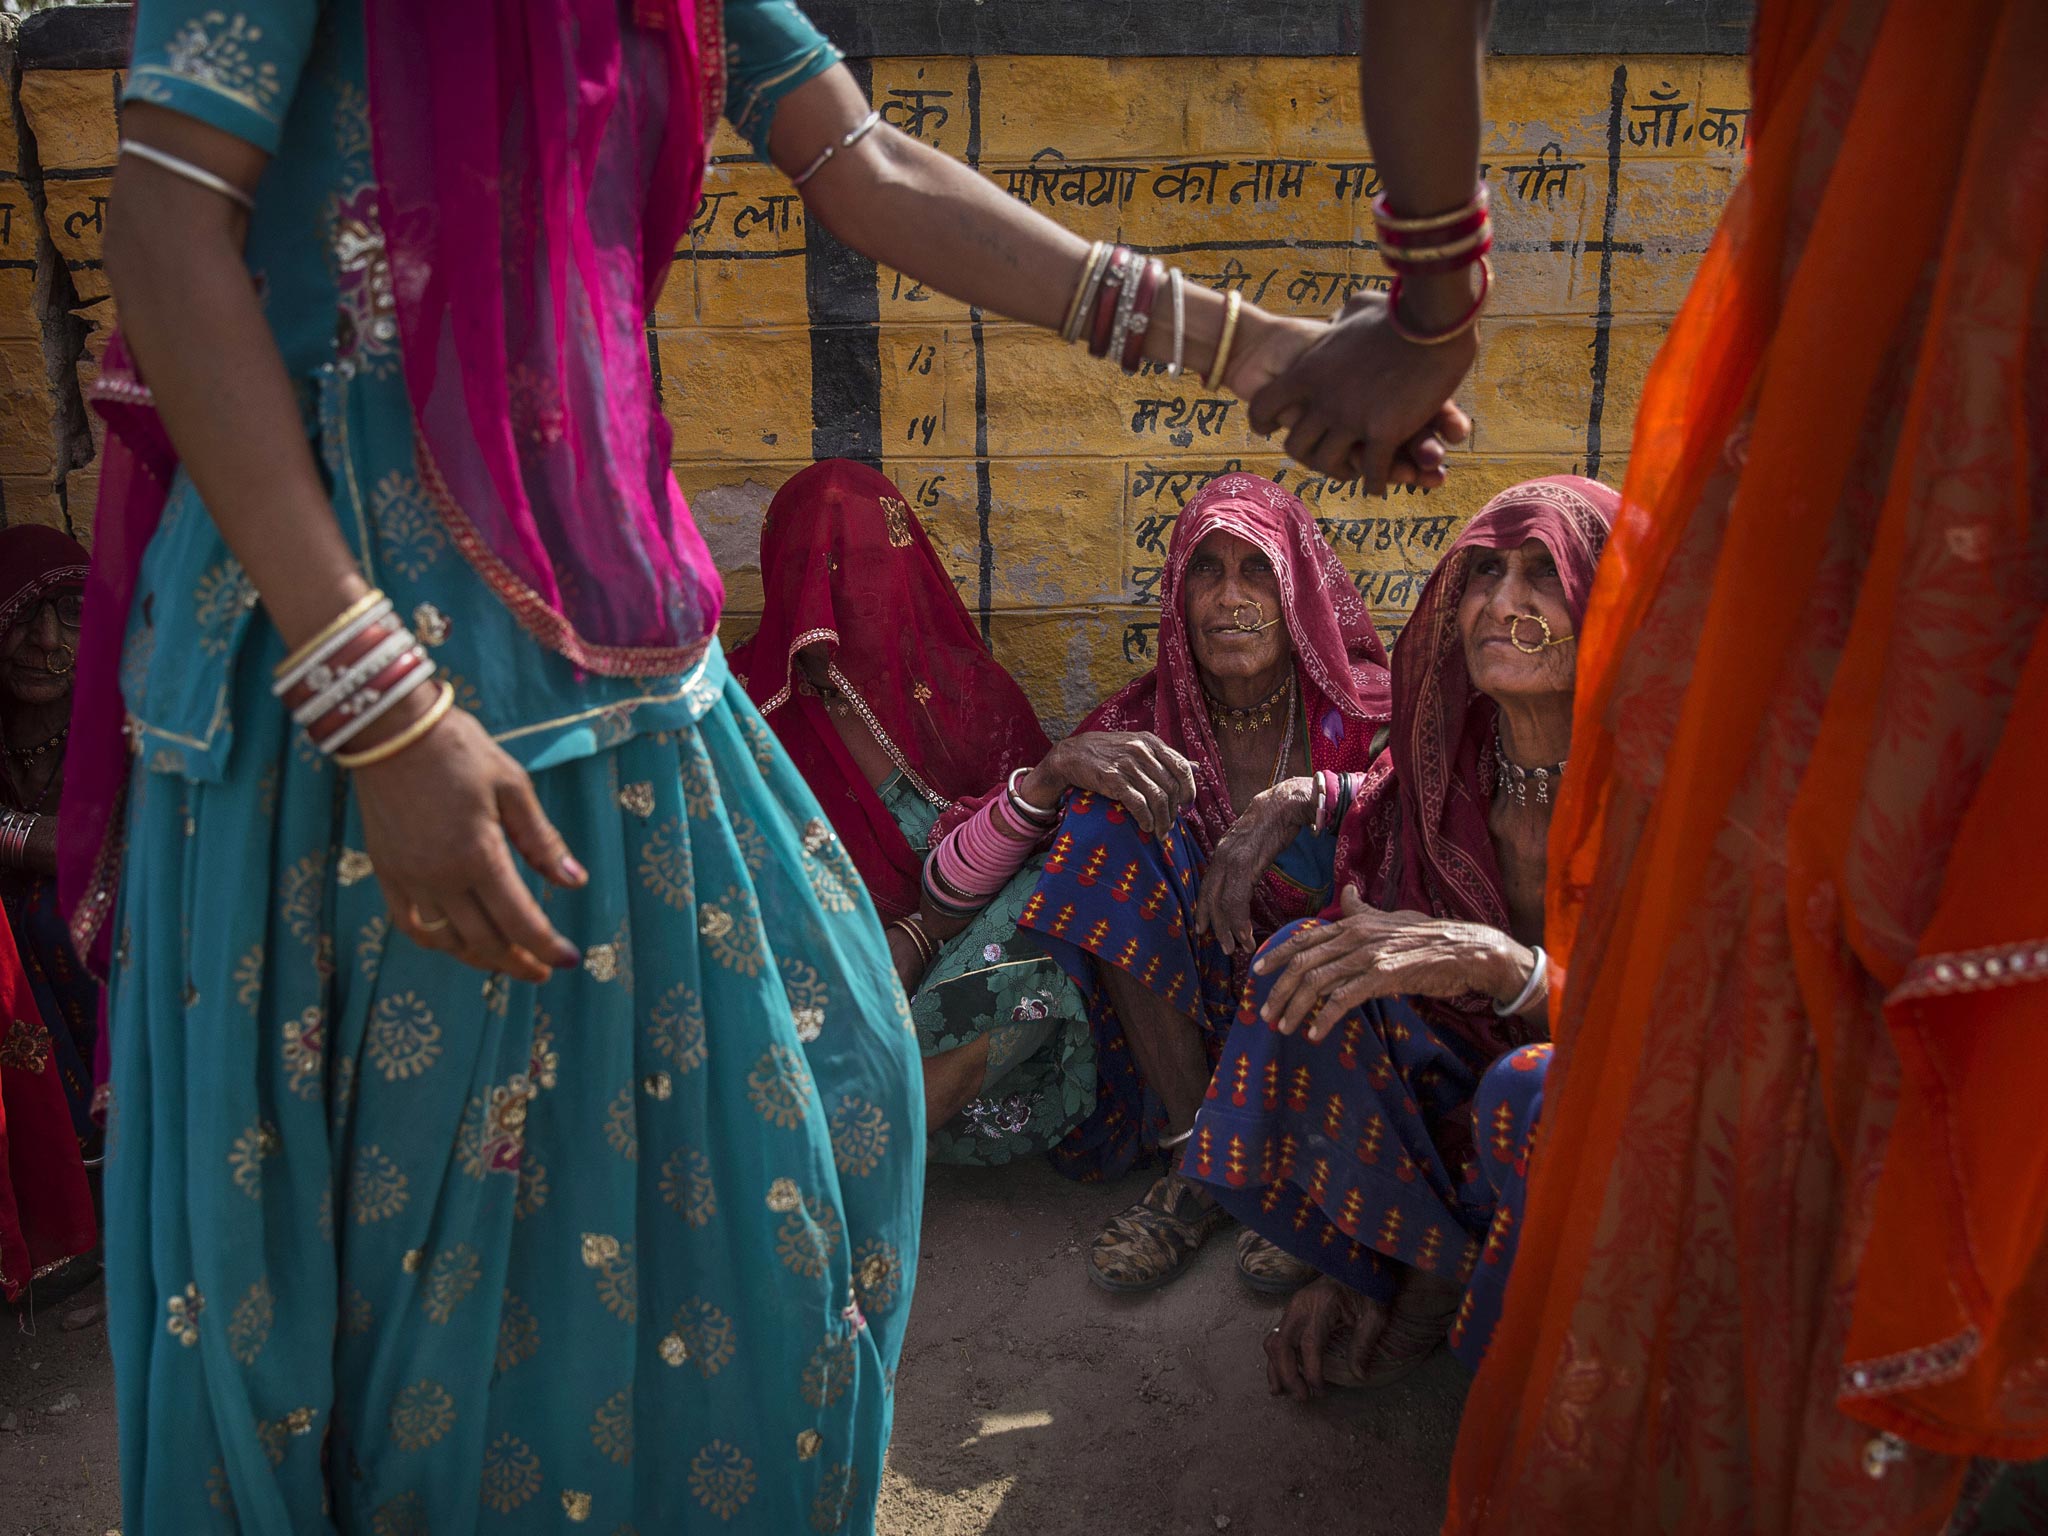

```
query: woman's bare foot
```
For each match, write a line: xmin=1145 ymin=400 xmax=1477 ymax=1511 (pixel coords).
xmin=1264 ymin=1275 xmax=1388 ymax=1400
xmin=1337 ymin=1266 xmax=1462 ymax=1389
xmin=1262 ymin=1266 xmax=1464 ymax=1399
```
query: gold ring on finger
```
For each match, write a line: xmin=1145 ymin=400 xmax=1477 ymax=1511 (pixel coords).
xmin=417 ymin=912 xmax=452 ymax=935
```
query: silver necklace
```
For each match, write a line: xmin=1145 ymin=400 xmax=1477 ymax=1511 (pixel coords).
xmin=1493 ymin=725 xmax=1565 ymax=808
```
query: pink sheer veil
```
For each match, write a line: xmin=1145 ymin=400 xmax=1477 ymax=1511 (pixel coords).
xmin=364 ymin=0 xmax=727 ymax=675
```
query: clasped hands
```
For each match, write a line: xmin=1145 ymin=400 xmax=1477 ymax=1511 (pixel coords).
xmin=1248 ymin=886 xmax=1536 ymax=1039
xmin=1229 ymin=289 xmax=1477 ymax=496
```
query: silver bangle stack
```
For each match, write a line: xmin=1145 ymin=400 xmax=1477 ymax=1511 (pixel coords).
xmin=1005 ymin=766 xmax=1060 ymax=831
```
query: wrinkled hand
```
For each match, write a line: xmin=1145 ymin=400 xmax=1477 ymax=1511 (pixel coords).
xmin=355 ymin=707 xmax=585 ymax=984
xmin=1228 ymin=308 xmax=1459 ymax=491
xmin=1251 ymin=886 xmax=1527 ymax=1040
xmin=1249 ymin=289 xmax=1475 ymax=494
xmin=1194 ymin=777 xmax=1315 ymax=957
xmin=1266 ymin=1275 xmax=1387 ymax=1402
xmin=1027 ymin=731 xmax=1198 ymax=840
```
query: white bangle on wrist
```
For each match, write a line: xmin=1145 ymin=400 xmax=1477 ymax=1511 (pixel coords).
xmin=1493 ymin=945 xmax=1548 ymax=1018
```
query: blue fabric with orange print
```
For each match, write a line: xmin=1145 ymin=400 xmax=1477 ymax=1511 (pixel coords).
xmin=1184 ymin=919 xmax=1549 ymax=1372
xmin=1453 ymin=1042 xmax=1549 ymax=1369
xmin=1022 ymin=789 xmax=1336 ymax=1181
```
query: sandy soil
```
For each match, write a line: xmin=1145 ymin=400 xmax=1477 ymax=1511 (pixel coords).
xmin=0 ymin=1159 xmax=1462 ymax=1535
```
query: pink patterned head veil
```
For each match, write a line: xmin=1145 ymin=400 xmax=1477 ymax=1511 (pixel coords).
xmin=1077 ymin=473 xmax=1394 ymax=932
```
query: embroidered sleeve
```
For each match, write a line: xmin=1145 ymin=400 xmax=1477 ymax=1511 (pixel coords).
xmin=724 ymin=0 xmax=843 ymax=161
xmin=124 ymin=2 xmax=320 ymax=154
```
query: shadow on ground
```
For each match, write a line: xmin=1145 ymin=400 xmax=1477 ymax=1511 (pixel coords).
xmin=877 ymin=1159 xmax=1464 ymax=1536
xmin=0 ymin=1159 xmax=1464 ymax=1535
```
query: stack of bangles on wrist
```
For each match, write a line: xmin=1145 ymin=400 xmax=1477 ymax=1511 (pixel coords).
xmin=1309 ymin=769 xmax=1362 ymax=836
xmin=271 ymin=588 xmax=455 ymax=767
xmin=1060 ymin=243 xmax=1233 ymax=386
xmin=1310 ymin=770 xmax=1343 ymax=843
xmin=1372 ymin=185 xmax=1493 ymax=346
xmin=0 ymin=808 xmax=39 ymax=867
xmin=922 ymin=767 xmax=1061 ymax=920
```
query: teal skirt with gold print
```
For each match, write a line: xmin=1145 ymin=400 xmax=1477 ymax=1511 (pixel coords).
xmin=104 ymin=644 xmax=923 ymax=1534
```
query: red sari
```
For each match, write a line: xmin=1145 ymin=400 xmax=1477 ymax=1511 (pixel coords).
xmin=0 ymin=907 xmax=95 ymax=1302
xmin=1450 ymin=1 xmax=2048 ymax=1530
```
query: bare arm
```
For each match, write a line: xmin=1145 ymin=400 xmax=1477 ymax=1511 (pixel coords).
xmin=1359 ymin=0 xmax=1493 ymax=327
xmin=102 ymin=109 xmax=365 ymax=651
xmin=104 ymin=106 xmax=581 ymax=983
xmin=771 ymin=67 xmax=1446 ymax=485
xmin=1248 ymin=0 xmax=1493 ymax=490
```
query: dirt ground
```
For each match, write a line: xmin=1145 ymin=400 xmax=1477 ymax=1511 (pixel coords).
xmin=1 ymin=1158 xmax=1463 ymax=1535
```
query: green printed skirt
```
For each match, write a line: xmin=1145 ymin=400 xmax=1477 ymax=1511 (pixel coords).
xmin=875 ymin=776 xmax=1094 ymax=1167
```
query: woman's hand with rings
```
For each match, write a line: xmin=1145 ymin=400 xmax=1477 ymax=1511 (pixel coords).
xmin=353 ymin=699 xmax=586 ymax=984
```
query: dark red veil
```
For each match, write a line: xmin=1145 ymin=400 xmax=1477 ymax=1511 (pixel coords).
xmin=729 ymin=461 xmax=1050 ymax=919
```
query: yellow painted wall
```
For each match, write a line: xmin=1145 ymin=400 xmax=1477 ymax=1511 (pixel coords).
xmin=1 ymin=52 xmax=1748 ymax=731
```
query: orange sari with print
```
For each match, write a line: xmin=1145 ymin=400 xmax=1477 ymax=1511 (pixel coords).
xmin=1447 ymin=1 xmax=2048 ymax=1532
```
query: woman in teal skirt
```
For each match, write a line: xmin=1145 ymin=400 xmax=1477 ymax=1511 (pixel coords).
xmin=731 ymin=461 xmax=1096 ymax=1167
xmin=78 ymin=2 xmax=1349 ymax=1528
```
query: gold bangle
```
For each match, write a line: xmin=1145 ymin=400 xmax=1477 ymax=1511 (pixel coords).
xmin=273 ymin=589 xmax=385 ymax=681
xmin=1373 ymin=189 xmax=1489 ymax=233
xmin=1060 ymin=240 xmax=1107 ymax=342
xmin=1205 ymin=289 xmax=1243 ymax=389
xmin=333 ymin=682 xmax=457 ymax=769
xmin=888 ymin=916 xmax=935 ymax=967
xmin=1380 ymin=222 xmax=1493 ymax=268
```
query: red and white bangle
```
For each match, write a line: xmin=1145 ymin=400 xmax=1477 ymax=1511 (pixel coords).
xmin=272 ymin=590 xmax=392 ymax=698
xmin=1374 ymin=185 xmax=1494 ymax=345
xmin=1074 ymin=245 xmax=1196 ymax=378
xmin=272 ymin=587 xmax=438 ymax=757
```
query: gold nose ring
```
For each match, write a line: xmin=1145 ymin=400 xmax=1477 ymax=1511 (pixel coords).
xmin=1232 ymin=600 xmax=1265 ymax=633
xmin=1508 ymin=614 xmax=1553 ymax=654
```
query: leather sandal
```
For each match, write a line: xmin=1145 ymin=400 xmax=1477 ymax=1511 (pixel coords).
xmin=1087 ymin=1171 xmax=1232 ymax=1293
xmin=1234 ymin=1229 xmax=1318 ymax=1297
